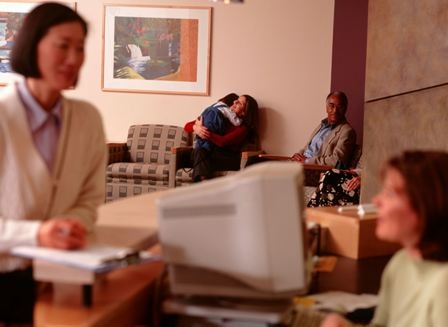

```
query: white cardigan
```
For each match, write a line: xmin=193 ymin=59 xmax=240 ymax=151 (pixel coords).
xmin=0 ymin=83 xmax=107 ymax=271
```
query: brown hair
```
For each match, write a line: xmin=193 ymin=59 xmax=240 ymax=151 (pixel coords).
xmin=384 ymin=151 xmax=448 ymax=261
xmin=219 ymin=93 xmax=238 ymax=107
xmin=11 ymin=2 xmax=88 ymax=78
xmin=241 ymin=94 xmax=259 ymax=143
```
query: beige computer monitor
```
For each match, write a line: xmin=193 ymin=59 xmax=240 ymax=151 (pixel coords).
xmin=156 ymin=162 xmax=311 ymax=299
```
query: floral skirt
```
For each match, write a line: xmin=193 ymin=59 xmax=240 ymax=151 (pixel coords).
xmin=307 ymin=169 xmax=360 ymax=207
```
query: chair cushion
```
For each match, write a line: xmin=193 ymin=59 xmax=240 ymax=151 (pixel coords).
xmin=105 ymin=180 xmax=168 ymax=202
xmin=175 ymin=168 xmax=194 ymax=187
xmin=126 ymin=124 xmax=190 ymax=164
xmin=107 ymin=162 xmax=169 ymax=182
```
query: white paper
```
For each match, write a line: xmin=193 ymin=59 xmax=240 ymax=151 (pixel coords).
xmin=307 ymin=291 xmax=378 ymax=313
xmin=11 ymin=244 xmax=154 ymax=272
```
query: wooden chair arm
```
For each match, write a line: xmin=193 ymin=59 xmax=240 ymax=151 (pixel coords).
xmin=302 ymin=163 xmax=333 ymax=171
xmin=257 ymin=153 xmax=333 ymax=186
xmin=258 ymin=153 xmax=292 ymax=161
xmin=242 ymin=150 xmax=265 ymax=160
xmin=240 ymin=150 xmax=265 ymax=169
xmin=107 ymin=142 xmax=128 ymax=164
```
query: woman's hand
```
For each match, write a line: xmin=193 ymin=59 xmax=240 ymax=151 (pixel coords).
xmin=344 ymin=175 xmax=361 ymax=192
xmin=193 ymin=116 xmax=211 ymax=139
xmin=38 ymin=217 xmax=87 ymax=250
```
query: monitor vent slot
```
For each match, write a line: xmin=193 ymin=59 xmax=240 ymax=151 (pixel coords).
xmin=162 ymin=204 xmax=236 ymax=219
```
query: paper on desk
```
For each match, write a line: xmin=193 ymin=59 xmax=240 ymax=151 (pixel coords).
xmin=11 ymin=244 xmax=159 ymax=273
xmin=337 ymin=204 xmax=377 ymax=218
xmin=296 ymin=291 xmax=378 ymax=314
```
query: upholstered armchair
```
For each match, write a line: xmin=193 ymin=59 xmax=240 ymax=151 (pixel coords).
xmin=106 ymin=124 xmax=191 ymax=202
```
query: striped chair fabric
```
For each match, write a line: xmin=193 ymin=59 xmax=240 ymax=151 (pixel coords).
xmin=106 ymin=124 xmax=190 ymax=202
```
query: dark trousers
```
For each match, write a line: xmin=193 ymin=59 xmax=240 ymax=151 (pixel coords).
xmin=0 ymin=267 xmax=35 ymax=324
xmin=191 ymin=147 xmax=241 ymax=181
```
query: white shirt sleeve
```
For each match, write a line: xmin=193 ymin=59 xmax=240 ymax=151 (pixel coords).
xmin=0 ymin=219 xmax=41 ymax=252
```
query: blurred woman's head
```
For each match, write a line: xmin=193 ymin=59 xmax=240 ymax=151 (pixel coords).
xmin=374 ymin=151 xmax=448 ymax=261
xmin=11 ymin=2 xmax=88 ymax=89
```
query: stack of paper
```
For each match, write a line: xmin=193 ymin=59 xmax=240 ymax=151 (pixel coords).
xmin=357 ymin=204 xmax=377 ymax=216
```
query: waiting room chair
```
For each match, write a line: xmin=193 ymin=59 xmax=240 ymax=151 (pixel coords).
xmin=106 ymin=124 xmax=190 ymax=202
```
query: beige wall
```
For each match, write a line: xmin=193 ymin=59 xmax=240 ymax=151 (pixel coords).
xmin=64 ymin=0 xmax=334 ymax=154
xmin=361 ymin=0 xmax=448 ymax=201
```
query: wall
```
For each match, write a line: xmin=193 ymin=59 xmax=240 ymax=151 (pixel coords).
xmin=62 ymin=0 xmax=335 ymax=154
xmin=361 ymin=0 xmax=448 ymax=201
xmin=331 ymin=0 xmax=368 ymax=145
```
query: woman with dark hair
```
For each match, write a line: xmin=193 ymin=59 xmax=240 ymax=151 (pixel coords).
xmin=321 ymin=151 xmax=448 ymax=327
xmin=0 ymin=3 xmax=106 ymax=324
xmin=185 ymin=94 xmax=259 ymax=181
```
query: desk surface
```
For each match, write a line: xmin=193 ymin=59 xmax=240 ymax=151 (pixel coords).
xmin=97 ymin=191 xmax=163 ymax=228
xmin=35 ymin=257 xmax=164 ymax=327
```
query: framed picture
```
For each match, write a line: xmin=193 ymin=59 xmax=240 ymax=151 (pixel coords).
xmin=102 ymin=5 xmax=211 ymax=95
xmin=0 ymin=2 xmax=76 ymax=85
xmin=0 ymin=2 xmax=38 ymax=85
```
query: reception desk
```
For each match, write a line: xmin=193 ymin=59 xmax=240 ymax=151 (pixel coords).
xmin=34 ymin=191 xmax=391 ymax=326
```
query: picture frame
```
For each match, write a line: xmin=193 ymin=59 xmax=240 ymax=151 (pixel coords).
xmin=0 ymin=2 xmax=76 ymax=85
xmin=102 ymin=5 xmax=211 ymax=95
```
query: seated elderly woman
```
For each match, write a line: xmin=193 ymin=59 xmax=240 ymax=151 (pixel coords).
xmin=308 ymin=161 xmax=362 ymax=207
xmin=321 ymin=150 xmax=448 ymax=327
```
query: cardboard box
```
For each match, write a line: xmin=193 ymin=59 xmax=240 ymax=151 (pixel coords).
xmin=305 ymin=207 xmax=400 ymax=259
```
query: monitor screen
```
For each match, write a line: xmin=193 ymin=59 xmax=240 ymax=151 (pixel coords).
xmin=156 ymin=161 xmax=311 ymax=299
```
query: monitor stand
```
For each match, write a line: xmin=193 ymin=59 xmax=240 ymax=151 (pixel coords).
xmin=162 ymin=295 xmax=294 ymax=326
xmin=167 ymin=264 xmax=306 ymax=299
